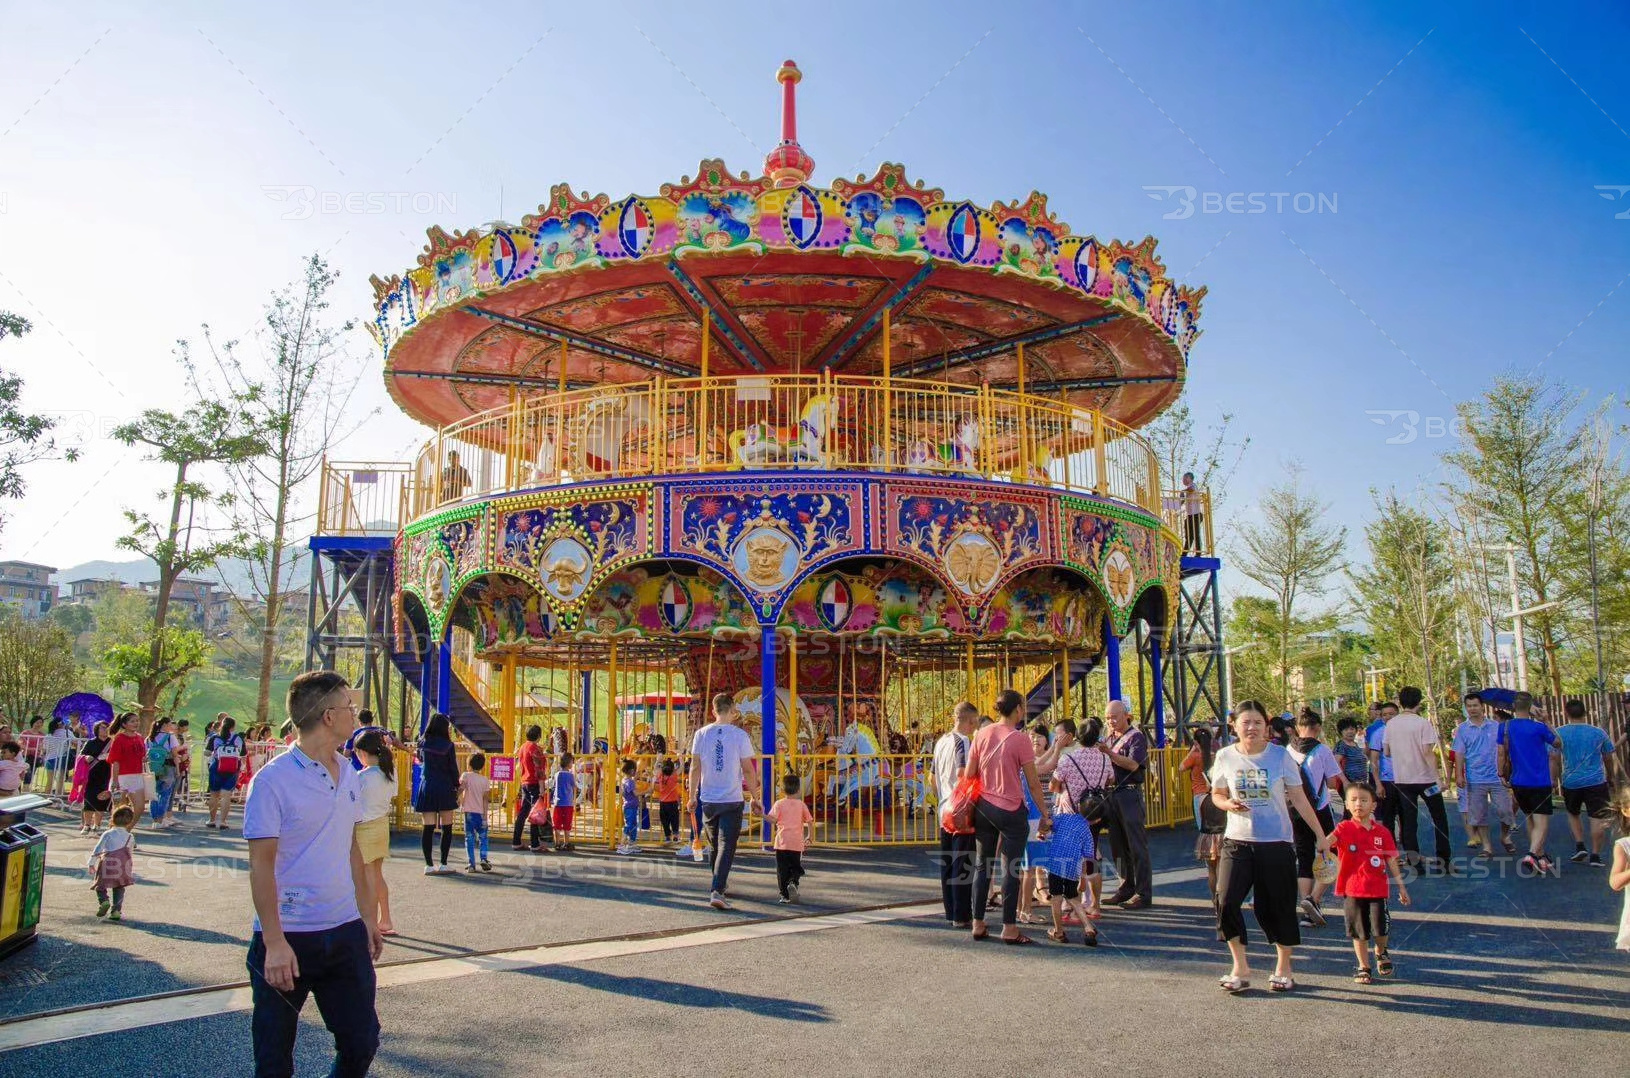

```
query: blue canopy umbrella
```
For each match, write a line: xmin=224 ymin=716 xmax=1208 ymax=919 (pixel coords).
xmin=52 ymin=692 xmax=113 ymax=728
xmin=1476 ymin=686 xmax=1519 ymax=710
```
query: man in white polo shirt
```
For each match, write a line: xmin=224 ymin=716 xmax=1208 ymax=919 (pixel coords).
xmin=687 ymin=692 xmax=760 ymax=910
xmin=245 ymin=670 xmax=380 ymax=1077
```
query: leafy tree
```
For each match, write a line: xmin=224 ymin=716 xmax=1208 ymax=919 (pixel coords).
xmin=182 ymin=255 xmax=372 ymax=726
xmin=1444 ymin=376 xmax=1585 ymax=698
xmin=1349 ymin=490 xmax=1465 ymax=714
xmin=112 ymin=399 xmax=268 ymax=719
xmin=1143 ymin=401 xmax=1250 ymax=508
xmin=0 ymin=609 xmax=80 ymax=720
xmin=0 ymin=311 xmax=78 ymax=532
xmin=48 ymin=602 xmax=94 ymax=640
xmin=1230 ymin=463 xmax=1348 ymax=709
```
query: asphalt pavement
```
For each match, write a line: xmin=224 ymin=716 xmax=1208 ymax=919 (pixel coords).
xmin=0 ymin=804 xmax=1624 ymax=1077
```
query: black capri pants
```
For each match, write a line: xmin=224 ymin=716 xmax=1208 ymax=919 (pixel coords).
xmin=1216 ymin=839 xmax=1301 ymax=947
xmin=1293 ymin=806 xmax=1335 ymax=880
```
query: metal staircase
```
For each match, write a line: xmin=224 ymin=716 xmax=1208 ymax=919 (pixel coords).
xmin=1023 ymin=656 xmax=1099 ymax=724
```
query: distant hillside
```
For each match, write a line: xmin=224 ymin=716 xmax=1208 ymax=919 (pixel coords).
xmin=55 ymin=547 xmax=310 ymax=594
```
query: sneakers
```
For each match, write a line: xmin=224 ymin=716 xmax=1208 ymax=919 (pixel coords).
xmin=778 ymin=895 xmax=792 ymax=904
xmin=616 ymin=843 xmax=638 ymax=856
xmin=480 ymin=860 xmax=492 ymax=872
xmin=96 ymin=899 xmax=110 ymax=918
xmin=708 ymin=891 xmax=732 ymax=910
xmin=1570 ymin=848 xmax=1590 ymax=864
xmin=693 ymin=845 xmax=709 ymax=863
xmin=107 ymin=909 xmax=122 ymax=922
xmin=424 ymin=865 xmax=438 ymax=876
xmin=786 ymin=883 xmax=800 ymax=904
xmin=1588 ymin=854 xmax=1606 ymax=867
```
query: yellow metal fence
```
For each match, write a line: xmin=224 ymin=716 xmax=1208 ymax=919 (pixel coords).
xmin=403 ymin=374 xmax=1164 ymax=522
xmin=382 ymin=746 xmax=1196 ymax=848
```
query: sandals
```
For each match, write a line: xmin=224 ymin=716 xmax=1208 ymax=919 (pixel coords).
xmin=1376 ymin=952 xmax=1394 ymax=976
xmin=1001 ymin=933 xmax=1037 ymax=946
xmin=1046 ymin=928 xmax=1068 ymax=943
xmin=1352 ymin=966 xmax=1374 ymax=984
xmin=1218 ymin=975 xmax=1250 ymax=993
xmin=1082 ymin=930 xmax=1099 ymax=948
xmin=1269 ymin=975 xmax=1295 ymax=992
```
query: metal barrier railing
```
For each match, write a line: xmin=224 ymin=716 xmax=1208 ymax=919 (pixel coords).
xmin=369 ymin=374 xmax=1163 ymax=527
xmin=315 ymin=461 xmax=415 ymax=536
xmin=1160 ymin=486 xmax=1213 ymax=556
xmin=372 ymin=744 xmax=1194 ymax=848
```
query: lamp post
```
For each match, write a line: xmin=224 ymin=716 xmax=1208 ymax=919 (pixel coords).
xmin=1218 ymin=642 xmax=1259 ymax=711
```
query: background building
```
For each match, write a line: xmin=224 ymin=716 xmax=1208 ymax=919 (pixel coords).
xmin=0 ymin=561 xmax=59 ymax=619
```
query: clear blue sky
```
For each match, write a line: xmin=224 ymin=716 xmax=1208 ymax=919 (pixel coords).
xmin=2 ymin=0 xmax=1627 ymax=577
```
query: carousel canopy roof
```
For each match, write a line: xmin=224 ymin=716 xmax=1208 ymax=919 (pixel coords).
xmin=368 ymin=60 xmax=1205 ymax=432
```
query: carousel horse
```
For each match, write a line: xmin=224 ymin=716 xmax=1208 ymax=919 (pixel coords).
xmin=529 ymin=430 xmax=557 ymax=483
xmin=572 ymin=392 xmax=650 ymax=476
xmin=936 ymin=413 xmax=980 ymax=471
xmin=833 ymin=722 xmax=890 ymax=835
xmin=728 ymin=394 xmax=833 ymax=468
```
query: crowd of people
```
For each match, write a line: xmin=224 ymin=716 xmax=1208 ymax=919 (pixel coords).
xmin=0 ymin=709 xmax=305 ymax=835
xmin=15 ymin=671 xmax=1626 ymax=1074
xmin=931 ymin=684 xmax=1629 ymax=993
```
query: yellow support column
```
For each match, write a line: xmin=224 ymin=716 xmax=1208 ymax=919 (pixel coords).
xmin=555 ymin=339 xmax=568 ymax=482
xmin=965 ymin=640 xmax=975 ymax=701
xmin=1093 ymin=411 xmax=1108 ymax=495
xmin=1016 ymin=342 xmax=1028 ymax=479
xmin=882 ymin=307 xmax=892 ymax=468
xmin=698 ymin=309 xmax=711 ymax=469
xmin=500 ymin=654 xmax=517 ymax=754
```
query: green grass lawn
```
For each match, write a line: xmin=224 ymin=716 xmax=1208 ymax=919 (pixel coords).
xmin=176 ymin=675 xmax=296 ymax=732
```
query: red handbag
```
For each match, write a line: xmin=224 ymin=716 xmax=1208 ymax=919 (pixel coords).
xmin=942 ymin=772 xmax=982 ymax=835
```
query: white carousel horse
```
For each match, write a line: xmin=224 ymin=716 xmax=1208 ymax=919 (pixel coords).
xmin=728 ymin=393 xmax=833 ymax=468
xmin=832 ymin=722 xmax=883 ymax=800
xmin=572 ymin=393 xmax=650 ymax=476
xmin=936 ymin=413 xmax=979 ymax=472
xmin=529 ymin=431 xmax=557 ymax=483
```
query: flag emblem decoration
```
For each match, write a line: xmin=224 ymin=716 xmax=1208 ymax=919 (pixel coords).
xmin=783 ymin=185 xmax=824 ymax=249
xmin=659 ymin=576 xmax=691 ymax=631
xmin=948 ymin=203 xmax=980 ymax=263
xmin=618 ymin=197 xmax=652 ymax=258
xmin=491 ymin=229 xmax=518 ymax=282
xmin=1074 ymin=238 xmax=1099 ymax=292
xmin=817 ymin=576 xmax=852 ymax=631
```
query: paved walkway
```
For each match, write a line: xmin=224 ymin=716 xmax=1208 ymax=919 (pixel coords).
xmin=0 ymin=804 xmax=1625 ymax=1077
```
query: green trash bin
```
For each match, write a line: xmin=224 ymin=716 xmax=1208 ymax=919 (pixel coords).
xmin=0 ymin=794 xmax=50 ymax=959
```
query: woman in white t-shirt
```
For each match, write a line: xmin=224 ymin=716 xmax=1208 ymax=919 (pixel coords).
xmin=1209 ymin=701 xmax=1331 ymax=993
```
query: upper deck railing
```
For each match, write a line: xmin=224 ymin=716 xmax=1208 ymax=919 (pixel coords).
xmin=318 ymin=375 xmax=1181 ymax=535
xmin=1159 ymin=486 xmax=1214 ymax=557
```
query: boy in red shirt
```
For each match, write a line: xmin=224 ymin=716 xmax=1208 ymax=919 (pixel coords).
xmin=1332 ymin=782 xmax=1411 ymax=984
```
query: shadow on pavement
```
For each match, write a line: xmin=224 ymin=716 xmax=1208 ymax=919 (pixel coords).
xmin=519 ymin=965 xmax=833 ymax=1022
